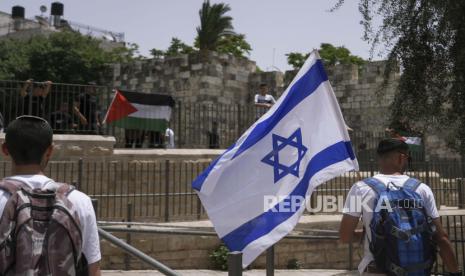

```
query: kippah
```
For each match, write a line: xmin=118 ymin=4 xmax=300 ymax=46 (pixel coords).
xmin=377 ymin=138 xmax=409 ymax=155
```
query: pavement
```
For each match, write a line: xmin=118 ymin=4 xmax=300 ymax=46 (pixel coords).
xmin=102 ymin=270 xmax=358 ymax=276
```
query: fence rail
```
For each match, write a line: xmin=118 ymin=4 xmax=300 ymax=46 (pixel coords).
xmin=0 ymin=158 xmax=464 ymax=222
xmin=1 ymin=80 xmax=408 ymax=160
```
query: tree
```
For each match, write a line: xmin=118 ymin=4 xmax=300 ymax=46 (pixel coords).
xmin=0 ymin=31 xmax=135 ymax=83
xmin=196 ymin=0 xmax=234 ymax=52
xmin=332 ymin=0 xmax=465 ymax=153
xmin=216 ymin=34 xmax=251 ymax=58
xmin=286 ymin=43 xmax=365 ymax=69
xmin=165 ymin=37 xmax=195 ymax=57
xmin=150 ymin=37 xmax=195 ymax=58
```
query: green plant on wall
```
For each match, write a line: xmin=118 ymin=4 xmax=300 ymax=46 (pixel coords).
xmin=209 ymin=244 xmax=229 ymax=271
xmin=287 ymin=258 xmax=303 ymax=269
xmin=286 ymin=43 xmax=365 ymax=70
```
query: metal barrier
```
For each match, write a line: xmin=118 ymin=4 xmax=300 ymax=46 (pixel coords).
xmin=99 ymin=224 xmax=347 ymax=274
xmin=1 ymin=159 xmax=464 ymax=222
xmin=98 ymin=228 xmax=180 ymax=276
xmin=99 ymin=216 xmax=465 ymax=275
xmin=1 ymin=80 xmax=393 ymax=153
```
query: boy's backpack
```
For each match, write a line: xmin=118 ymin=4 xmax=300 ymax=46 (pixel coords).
xmin=364 ymin=177 xmax=436 ymax=276
xmin=0 ymin=179 xmax=87 ymax=276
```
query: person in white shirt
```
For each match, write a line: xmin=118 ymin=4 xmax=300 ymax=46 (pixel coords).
xmin=254 ymin=83 xmax=276 ymax=108
xmin=339 ymin=138 xmax=459 ymax=275
xmin=0 ymin=115 xmax=101 ymax=276
xmin=165 ymin=127 xmax=175 ymax=149
xmin=254 ymin=83 xmax=276 ymax=119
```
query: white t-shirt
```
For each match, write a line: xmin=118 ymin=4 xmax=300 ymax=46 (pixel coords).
xmin=165 ymin=128 xmax=175 ymax=149
xmin=0 ymin=175 xmax=101 ymax=264
xmin=342 ymin=174 xmax=439 ymax=273
xmin=254 ymin=94 xmax=276 ymax=105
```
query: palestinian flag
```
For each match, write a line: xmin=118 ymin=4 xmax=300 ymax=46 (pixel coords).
xmin=104 ymin=90 xmax=175 ymax=131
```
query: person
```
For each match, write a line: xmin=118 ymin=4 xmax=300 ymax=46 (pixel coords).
xmin=79 ymin=82 xmax=102 ymax=134
xmin=254 ymin=83 xmax=276 ymax=119
xmin=207 ymin=121 xmax=219 ymax=149
xmin=125 ymin=129 xmax=145 ymax=148
xmin=165 ymin=126 xmax=175 ymax=149
xmin=0 ymin=116 xmax=101 ymax=275
xmin=339 ymin=138 xmax=460 ymax=275
xmin=49 ymin=100 xmax=88 ymax=133
xmin=20 ymin=79 xmax=52 ymax=117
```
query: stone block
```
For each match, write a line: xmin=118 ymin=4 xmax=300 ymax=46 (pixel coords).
xmin=306 ymin=251 xmax=326 ymax=264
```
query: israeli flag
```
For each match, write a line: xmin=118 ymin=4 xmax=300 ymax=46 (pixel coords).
xmin=192 ymin=50 xmax=359 ymax=267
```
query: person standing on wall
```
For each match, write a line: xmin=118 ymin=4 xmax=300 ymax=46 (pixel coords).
xmin=254 ymin=83 xmax=276 ymax=119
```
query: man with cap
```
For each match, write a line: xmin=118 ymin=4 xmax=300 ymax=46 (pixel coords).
xmin=339 ymin=138 xmax=460 ymax=275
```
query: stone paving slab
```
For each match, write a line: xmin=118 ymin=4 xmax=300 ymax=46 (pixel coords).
xmin=102 ymin=270 xmax=358 ymax=276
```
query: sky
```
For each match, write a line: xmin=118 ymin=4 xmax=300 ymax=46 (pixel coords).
xmin=0 ymin=0 xmax=379 ymax=71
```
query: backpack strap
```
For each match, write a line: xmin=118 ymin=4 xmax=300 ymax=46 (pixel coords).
xmin=403 ymin=177 xmax=422 ymax=192
xmin=363 ymin=177 xmax=387 ymax=195
xmin=0 ymin=179 xmax=31 ymax=195
xmin=42 ymin=181 xmax=76 ymax=196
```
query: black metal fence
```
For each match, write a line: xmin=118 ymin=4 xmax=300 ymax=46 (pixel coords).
xmin=0 ymin=80 xmax=112 ymax=135
xmin=1 ymin=80 xmax=403 ymax=157
xmin=434 ymin=215 xmax=465 ymax=275
xmin=0 ymin=158 xmax=464 ymax=222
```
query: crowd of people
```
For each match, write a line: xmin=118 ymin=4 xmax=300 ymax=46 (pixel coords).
xmin=0 ymin=80 xmax=103 ymax=135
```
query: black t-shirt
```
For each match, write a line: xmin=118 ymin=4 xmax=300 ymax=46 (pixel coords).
xmin=79 ymin=94 xmax=99 ymax=123
xmin=22 ymin=96 xmax=45 ymax=117
xmin=49 ymin=111 xmax=76 ymax=132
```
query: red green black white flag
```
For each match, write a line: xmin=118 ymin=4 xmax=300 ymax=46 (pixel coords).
xmin=104 ymin=90 xmax=175 ymax=131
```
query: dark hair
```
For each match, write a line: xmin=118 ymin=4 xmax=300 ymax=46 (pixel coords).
xmin=5 ymin=116 xmax=53 ymax=165
xmin=377 ymin=138 xmax=409 ymax=156
xmin=259 ymin=83 xmax=268 ymax=88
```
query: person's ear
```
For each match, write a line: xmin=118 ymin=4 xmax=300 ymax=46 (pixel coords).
xmin=1 ymin=143 xmax=9 ymax=157
xmin=44 ymin=144 xmax=54 ymax=160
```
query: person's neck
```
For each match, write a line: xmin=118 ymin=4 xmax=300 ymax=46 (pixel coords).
xmin=12 ymin=164 xmax=44 ymax=176
xmin=380 ymin=168 xmax=403 ymax=175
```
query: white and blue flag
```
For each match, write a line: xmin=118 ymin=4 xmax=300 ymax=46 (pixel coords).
xmin=192 ymin=50 xmax=359 ymax=267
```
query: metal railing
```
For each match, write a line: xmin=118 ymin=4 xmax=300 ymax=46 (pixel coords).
xmin=100 ymin=215 xmax=465 ymax=274
xmin=1 ymin=80 xmax=401 ymax=156
xmin=99 ymin=223 xmax=352 ymax=274
xmin=0 ymin=159 xmax=464 ymax=222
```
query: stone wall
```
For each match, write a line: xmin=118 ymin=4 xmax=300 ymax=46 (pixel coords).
xmin=109 ymin=53 xmax=459 ymax=159
xmin=100 ymin=230 xmax=361 ymax=270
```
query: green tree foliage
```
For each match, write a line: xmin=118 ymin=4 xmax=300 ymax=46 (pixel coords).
xmin=216 ymin=34 xmax=251 ymax=57
xmin=0 ymin=31 xmax=135 ymax=83
xmin=196 ymin=0 xmax=234 ymax=52
xmin=165 ymin=37 xmax=195 ymax=56
xmin=286 ymin=43 xmax=365 ymax=69
xmin=151 ymin=2 xmax=252 ymax=59
xmin=333 ymin=0 xmax=465 ymax=152
xmin=150 ymin=37 xmax=195 ymax=58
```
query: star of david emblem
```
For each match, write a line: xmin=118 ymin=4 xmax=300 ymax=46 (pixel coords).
xmin=261 ymin=128 xmax=308 ymax=183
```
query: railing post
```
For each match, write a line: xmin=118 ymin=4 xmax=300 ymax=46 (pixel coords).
xmin=164 ymin=160 xmax=170 ymax=222
xmin=91 ymin=199 xmax=98 ymax=218
xmin=458 ymin=178 xmax=464 ymax=209
xmin=266 ymin=245 xmax=275 ymax=276
xmin=228 ymin=251 xmax=243 ymax=276
xmin=77 ymin=158 xmax=83 ymax=191
xmin=348 ymin=242 xmax=354 ymax=270
xmin=369 ymin=159 xmax=375 ymax=177
xmin=124 ymin=202 xmax=133 ymax=270
xmin=425 ymin=161 xmax=430 ymax=185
